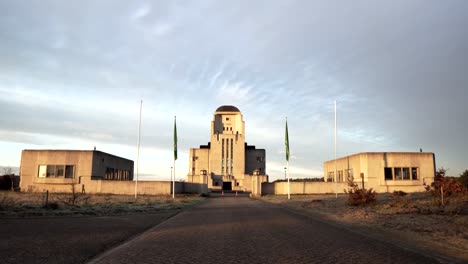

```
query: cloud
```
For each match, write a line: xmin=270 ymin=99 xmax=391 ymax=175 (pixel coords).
xmin=131 ymin=5 xmax=151 ymax=21
xmin=0 ymin=0 xmax=467 ymax=179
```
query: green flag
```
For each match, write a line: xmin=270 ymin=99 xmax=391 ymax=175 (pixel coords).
xmin=285 ymin=119 xmax=289 ymax=161
xmin=174 ymin=116 xmax=177 ymax=160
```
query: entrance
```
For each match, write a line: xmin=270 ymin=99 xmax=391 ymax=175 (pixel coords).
xmin=222 ymin=182 xmax=232 ymax=191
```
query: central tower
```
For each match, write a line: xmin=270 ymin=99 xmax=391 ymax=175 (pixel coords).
xmin=187 ymin=105 xmax=268 ymax=194
xmin=210 ymin=105 xmax=245 ymax=178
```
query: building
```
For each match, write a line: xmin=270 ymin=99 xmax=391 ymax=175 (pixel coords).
xmin=323 ymin=152 xmax=435 ymax=193
xmin=20 ymin=150 xmax=134 ymax=193
xmin=20 ymin=149 xmax=207 ymax=195
xmin=187 ymin=105 xmax=268 ymax=194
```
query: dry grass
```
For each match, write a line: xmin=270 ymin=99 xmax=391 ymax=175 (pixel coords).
xmin=0 ymin=191 xmax=204 ymax=217
xmin=259 ymin=192 xmax=468 ymax=259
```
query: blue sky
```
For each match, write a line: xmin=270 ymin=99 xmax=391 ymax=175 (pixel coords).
xmin=0 ymin=0 xmax=467 ymax=180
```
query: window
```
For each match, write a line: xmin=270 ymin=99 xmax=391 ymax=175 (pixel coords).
xmin=39 ymin=165 xmax=75 ymax=178
xmin=105 ymin=167 xmax=131 ymax=181
xmin=385 ymin=167 xmax=418 ymax=181
xmin=38 ymin=165 xmax=47 ymax=178
xmin=337 ymin=171 xmax=343 ymax=182
xmin=402 ymin=168 xmax=410 ymax=180
xmin=384 ymin=168 xmax=393 ymax=180
xmin=222 ymin=139 xmax=224 ymax=159
xmin=394 ymin=168 xmax=403 ymax=180
xmin=226 ymin=117 xmax=230 ymax=121
xmin=411 ymin=168 xmax=418 ymax=180
xmin=327 ymin=172 xmax=334 ymax=182
xmin=47 ymin=165 xmax=56 ymax=177
xmin=56 ymin=165 xmax=64 ymax=177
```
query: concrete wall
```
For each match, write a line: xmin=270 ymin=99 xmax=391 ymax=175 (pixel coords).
xmin=262 ymin=182 xmax=348 ymax=195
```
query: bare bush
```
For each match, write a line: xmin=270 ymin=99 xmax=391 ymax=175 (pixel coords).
xmin=345 ymin=176 xmax=377 ymax=206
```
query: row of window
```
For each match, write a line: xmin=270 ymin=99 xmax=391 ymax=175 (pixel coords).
xmin=326 ymin=167 xmax=419 ymax=182
xmin=327 ymin=169 xmax=353 ymax=183
xmin=38 ymin=165 xmax=75 ymax=178
xmin=385 ymin=167 xmax=418 ymax=181
xmin=105 ymin=167 xmax=132 ymax=181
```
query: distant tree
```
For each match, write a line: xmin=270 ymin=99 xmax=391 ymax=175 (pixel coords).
xmin=273 ymin=177 xmax=324 ymax=183
xmin=1 ymin=167 xmax=15 ymax=191
xmin=458 ymin=170 xmax=468 ymax=189
xmin=2 ymin=167 xmax=13 ymax=175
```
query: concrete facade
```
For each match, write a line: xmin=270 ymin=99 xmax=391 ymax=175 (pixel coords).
xmin=323 ymin=152 xmax=435 ymax=193
xmin=20 ymin=150 xmax=207 ymax=195
xmin=187 ymin=105 xmax=268 ymax=195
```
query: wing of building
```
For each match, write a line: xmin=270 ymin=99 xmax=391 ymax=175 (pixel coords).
xmin=186 ymin=105 xmax=268 ymax=194
xmin=323 ymin=152 xmax=436 ymax=193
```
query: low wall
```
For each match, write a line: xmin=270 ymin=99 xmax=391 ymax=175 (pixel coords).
xmin=183 ymin=182 xmax=209 ymax=194
xmin=25 ymin=176 xmax=208 ymax=195
xmin=99 ymin=180 xmax=173 ymax=195
xmin=262 ymin=182 xmax=348 ymax=195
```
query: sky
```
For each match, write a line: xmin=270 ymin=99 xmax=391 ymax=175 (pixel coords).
xmin=0 ymin=0 xmax=467 ymax=180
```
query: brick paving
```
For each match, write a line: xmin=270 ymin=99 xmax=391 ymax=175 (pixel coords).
xmin=0 ymin=212 xmax=177 ymax=264
xmin=89 ymin=197 xmax=443 ymax=264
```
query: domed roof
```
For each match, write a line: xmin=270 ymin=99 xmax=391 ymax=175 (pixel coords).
xmin=215 ymin=105 xmax=240 ymax=112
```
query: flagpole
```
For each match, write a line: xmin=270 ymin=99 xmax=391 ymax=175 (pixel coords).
xmin=173 ymin=159 xmax=175 ymax=199
xmin=334 ymin=100 xmax=337 ymax=199
xmin=287 ymin=160 xmax=290 ymax=200
xmin=285 ymin=117 xmax=290 ymax=200
xmin=173 ymin=115 xmax=177 ymax=199
xmin=135 ymin=99 xmax=142 ymax=199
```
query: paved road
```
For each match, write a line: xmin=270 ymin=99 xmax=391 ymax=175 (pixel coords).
xmin=89 ymin=197 xmax=444 ymax=264
xmin=0 ymin=212 xmax=177 ymax=264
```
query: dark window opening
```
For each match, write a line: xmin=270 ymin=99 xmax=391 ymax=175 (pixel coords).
xmin=384 ymin=168 xmax=393 ymax=180
xmin=65 ymin=165 xmax=74 ymax=178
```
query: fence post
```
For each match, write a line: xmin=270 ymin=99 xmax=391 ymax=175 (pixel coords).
xmin=441 ymin=186 xmax=444 ymax=206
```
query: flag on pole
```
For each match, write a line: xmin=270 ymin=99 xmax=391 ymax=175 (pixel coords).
xmin=285 ymin=118 xmax=289 ymax=161
xmin=174 ymin=116 xmax=178 ymax=160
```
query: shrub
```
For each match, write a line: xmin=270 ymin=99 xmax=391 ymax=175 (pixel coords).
xmin=345 ymin=176 xmax=377 ymax=206
xmin=44 ymin=202 xmax=59 ymax=210
xmin=393 ymin=190 xmax=407 ymax=196
xmin=425 ymin=167 xmax=466 ymax=206
xmin=458 ymin=169 xmax=468 ymax=189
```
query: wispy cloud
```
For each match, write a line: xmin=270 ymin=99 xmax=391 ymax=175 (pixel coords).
xmin=0 ymin=0 xmax=467 ymax=179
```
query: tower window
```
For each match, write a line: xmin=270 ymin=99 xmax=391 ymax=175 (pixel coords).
xmin=226 ymin=117 xmax=230 ymax=121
